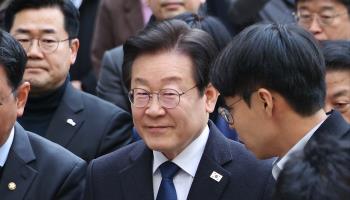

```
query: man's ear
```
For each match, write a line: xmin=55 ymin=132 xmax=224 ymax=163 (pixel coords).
xmin=69 ymin=38 xmax=79 ymax=65
xmin=16 ymin=81 xmax=30 ymax=117
xmin=204 ymin=83 xmax=219 ymax=113
xmin=256 ymin=88 xmax=274 ymax=117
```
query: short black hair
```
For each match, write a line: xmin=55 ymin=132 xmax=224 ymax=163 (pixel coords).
xmin=211 ymin=23 xmax=326 ymax=116
xmin=321 ymin=40 xmax=350 ymax=71
xmin=0 ymin=29 xmax=27 ymax=89
xmin=274 ymin=132 xmax=350 ymax=200
xmin=4 ymin=0 xmax=79 ymax=38
xmin=122 ymin=19 xmax=218 ymax=94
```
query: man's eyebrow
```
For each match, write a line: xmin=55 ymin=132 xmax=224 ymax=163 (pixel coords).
xmin=332 ymin=89 xmax=350 ymax=98
xmin=14 ymin=28 xmax=57 ymax=34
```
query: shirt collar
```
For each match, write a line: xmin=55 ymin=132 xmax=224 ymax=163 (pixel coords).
xmin=272 ymin=118 xmax=326 ymax=179
xmin=153 ymin=125 xmax=209 ymax=177
xmin=0 ymin=126 xmax=14 ymax=167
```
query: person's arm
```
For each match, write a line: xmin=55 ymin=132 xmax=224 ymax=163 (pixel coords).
xmin=96 ymin=47 xmax=131 ymax=112
xmin=55 ymin=160 xmax=87 ymax=200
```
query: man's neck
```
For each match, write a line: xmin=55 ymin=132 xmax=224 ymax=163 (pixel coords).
xmin=276 ymin=109 xmax=327 ymax=157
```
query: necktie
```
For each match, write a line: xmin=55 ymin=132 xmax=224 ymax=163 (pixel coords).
xmin=156 ymin=161 xmax=180 ymax=200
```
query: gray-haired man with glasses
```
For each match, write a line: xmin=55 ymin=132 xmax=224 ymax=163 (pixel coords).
xmin=85 ymin=19 xmax=274 ymax=200
xmin=4 ymin=0 xmax=133 ymax=162
xmin=295 ymin=0 xmax=350 ymax=40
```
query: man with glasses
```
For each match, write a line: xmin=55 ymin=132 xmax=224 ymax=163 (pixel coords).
xmin=3 ymin=0 xmax=133 ymax=162
xmin=211 ymin=23 xmax=350 ymax=181
xmin=295 ymin=0 xmax=350 ymax=40
xmin=84 ymin=19 xmax=274 ymax=200
xmin=0 ymin=29 xmax=86 ymax=200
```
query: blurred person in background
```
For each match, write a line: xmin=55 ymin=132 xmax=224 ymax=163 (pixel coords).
xmin=321 ymin=40 xmax=350 ymax=123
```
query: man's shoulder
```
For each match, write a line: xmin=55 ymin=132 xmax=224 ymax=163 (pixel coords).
xmin=90 ymin=141 xmax=147 ymax=172
xmin=27 ymin=131 xmax=86 ymax=167
xmin=72 ymin=86 xmax=126 ymax=115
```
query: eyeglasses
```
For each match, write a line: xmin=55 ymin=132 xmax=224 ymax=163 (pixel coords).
xmin=128 ymin=85 xmax=197 ymax=109
xmin=218 ymin=98 xmax=242 ymax=125
xmin=0 ymin=90 xmax=14 ymax=106
xmin=295 ymin=11 xmax=348 ymax=27
xmin=14 ymin=37 xmax=71 ymax=54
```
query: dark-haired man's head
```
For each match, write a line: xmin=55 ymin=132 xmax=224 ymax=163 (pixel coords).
xmin=4 ymin=0 xmax=79 ymax=96
xmin=211 ymin=23 xmax=327 ymax=159
xmin=275 ymin=133 xmax=350 ymax=200
xmin=321 ymin=40 xmax=350 ymax=122
xmin=295 ymin=0 xmax=350 ymax=40
xmin=122 ymin=19 xmax=219 ymax=159
xmin=0 ymin=29 xmax=30 ymax=146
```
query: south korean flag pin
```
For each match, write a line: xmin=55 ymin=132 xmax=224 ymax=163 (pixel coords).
xmin=210 ymin=171 xmax=223 ymax=182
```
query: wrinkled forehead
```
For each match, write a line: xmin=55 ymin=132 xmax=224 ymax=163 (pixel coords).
xmin=297 ymin=0 xmax=348 ymax=9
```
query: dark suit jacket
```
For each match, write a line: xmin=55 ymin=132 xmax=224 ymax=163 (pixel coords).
xmin=96 ymin=46 xmax=130 ymax=112
xmin=85 ymin=121 xmax=274 ymax=200
xmin=0 ymin=123 xmax=86 ymax=200
xmin=309 ymin=110 xmax=350 ymax=144
xmin=45 ymin=83 xmax=133 ymax=162
xmin=91 ymin=0 xmax=144 ymax=74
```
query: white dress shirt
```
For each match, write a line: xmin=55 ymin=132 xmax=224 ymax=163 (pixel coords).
xmin=153 ymin=125 xmax=209 ymax=200
xmin=272 ymin=119 xmax=326 ymax=179
xmin=0 ymin=127 xmax=14 ymax=167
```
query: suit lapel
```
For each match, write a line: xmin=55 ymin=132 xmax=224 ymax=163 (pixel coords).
xmin=188 ymin=121 xmax=233 ymax=200
xmin=45 ymin=84 xmax=84 ymax=147
xmin=0 ymin=124 xmax=37 ymax=199
xmin=119 ymin=142 xmax=154 ymax=200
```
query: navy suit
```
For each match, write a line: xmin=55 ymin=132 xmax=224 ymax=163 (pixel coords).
xmin=309 ymin=110 xmax=350 ymax=144
xmin=85 ymin=121 xmax=274 ymax=200
xmin=0 ymin=123 xmax=86 ymax=200
xmin=45 ymin=83 xmax=133 ymax=161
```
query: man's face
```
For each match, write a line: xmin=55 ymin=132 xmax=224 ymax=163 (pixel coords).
xmin=297 ymin=0 xmax=350 ymax=40
xmin=10 ymin=7 xmax=78 ymax=95
xmin=130 ymin=50 xmax=217 ymax=159
xmin=147 ymin=0 xmax=205 ymax=20
xmin=223 ymin=92 xmax=278 ymax=159
xmin=325 ymin=70 xmax=350 ymax=122
xmin=0 ymin=67 xmax=29 ymax=146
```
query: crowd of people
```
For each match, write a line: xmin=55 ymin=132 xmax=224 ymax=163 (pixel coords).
xmin=0 ymin=0 xmax=349 ymax=199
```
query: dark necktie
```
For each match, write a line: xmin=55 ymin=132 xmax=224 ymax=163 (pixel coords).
xmin=156 ymin=161 xmax=180 ymax=200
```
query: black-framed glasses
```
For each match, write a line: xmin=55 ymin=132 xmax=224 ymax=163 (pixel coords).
xmin=14 ymin=36 xmax=71 ymax=54
xmin=0 ymin=90 xmax=14 ymax=106
xmin=218 ymin=98 xmax=242 ymax=125
xmin=294 ymin=11 xmax=348 ymax=27
xmin=128 ymin=85 xmax=197 ymax=109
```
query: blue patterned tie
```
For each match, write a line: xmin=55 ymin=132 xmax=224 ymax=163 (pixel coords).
xmin=156 ymin=161 xmax=180 ymax=200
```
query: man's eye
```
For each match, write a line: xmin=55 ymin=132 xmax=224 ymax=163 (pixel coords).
xmin=334 ymin=102 xmax=350 ymax=112
xmin=17 ymin=39 xmax=30 ymax=43
xmin=41 ymin=39 xmax=56 ymax=44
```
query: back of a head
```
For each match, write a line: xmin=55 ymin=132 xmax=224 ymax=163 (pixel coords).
xmin=4 ymin=0 xmax=79 ymax=38
xmin=211 ymin=23 xmax=326 ymax=116
xmin=170 ymin=12 xmax=232 ymax=51
xmin=122 ymin=19 xmax=218 ymax=94
xmin=0 ymin=29 xmax=27 ymax=89
xmin=321 ymin=40 xmax=350 ymax=71
xmin=275 ymin=133 xmax=350 ymax=200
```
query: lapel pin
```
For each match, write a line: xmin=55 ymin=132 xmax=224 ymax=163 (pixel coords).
xmin=66 ymin=118 xmax=76 ymax=127
xmin=8 ymin=182 xmax=16 ymax=191
xmin=210 ymin=171 xmax=223 ymax=182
